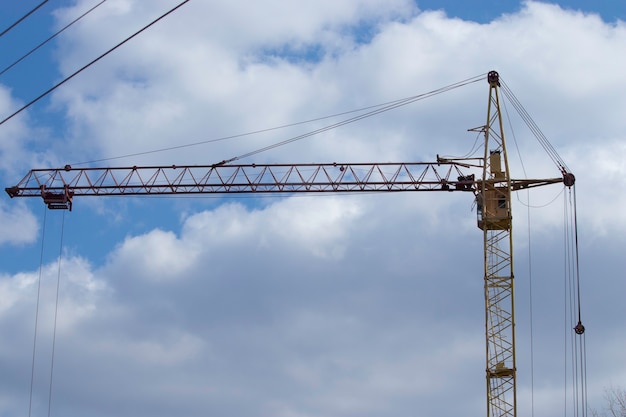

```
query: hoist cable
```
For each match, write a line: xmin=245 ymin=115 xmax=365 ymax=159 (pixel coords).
xmin=0 ymin=1 xmax=49 ymax=39
xmin=501 ymin=80 xmax=585 ymax=417
xmin=226 ymin=74 xmax=486 ymax=164
xmin=563 ymin=190 xmax=572 ymax=417
xmin=525 ymin=192 xmax=536 ymax=417
xmin=572 ymin=186 xmax=583 ymax=326
xmin=29 ymin=207 xmax=48 ymax=417
xmin=0 ymin=0 xmax=108 ymax=78
xmin=563 ymin=186 xmax=588 ymax=417
xmin=571 ymin=184 xmax=588 ymax=417
xmin=47 ymin=210 xmax=66 ymax=417
xmin=0 ymin=0 xmax=190 ymax=127
xmin=580 ymin=334 xmax=589 ymax=417
xmin=562 ymin=229 xmax=567 ymax=417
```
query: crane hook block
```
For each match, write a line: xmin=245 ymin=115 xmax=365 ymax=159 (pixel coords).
xmin=574 ymin=321 xmax=585 ymax=335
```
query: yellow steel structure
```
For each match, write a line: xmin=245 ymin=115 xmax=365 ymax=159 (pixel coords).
xmin=5 ymin=71 xmax=572 ymax=417
xmin=477 ymin=71 xmax=517 ymax=417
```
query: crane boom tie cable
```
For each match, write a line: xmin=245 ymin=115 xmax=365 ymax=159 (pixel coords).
xmin=500 ymin=80 xmax=570 ymax=174
xmin=72 ymin=73 xmax=486 ymax=166
xmin=226 ymin=74 xmax=486 ymax=165
xmin=0 ymin=0 xmax=190 ymax=127
xmin=72 ymin=98 xmax=426 ymax=165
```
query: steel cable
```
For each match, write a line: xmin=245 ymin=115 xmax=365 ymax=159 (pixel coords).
xmin=47 ymin=210 xmax=66 ymax=417
xmin=0 ymin=0 xmax=108 ymax=78
xmin=228 ymin=74 xmax=486 ymax=164
xmin=72 ymin=73 xmax=486 ymax=166
xmin=28 ymin=207 xmax=47 ymax=417
xmin=0 ymin=0 xmax=190 ymax=127
xmin=500 ymin=79 xmax=570 ymax=174
xmin=0 ymin=1 xmax=49 ymax=39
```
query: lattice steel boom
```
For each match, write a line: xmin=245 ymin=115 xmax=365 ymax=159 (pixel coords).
xmin=5 ymin=160 xmax=561 ymax=211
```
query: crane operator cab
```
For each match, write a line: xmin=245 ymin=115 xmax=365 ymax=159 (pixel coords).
xmin=476 ymin=150 xmax=511 ymax=231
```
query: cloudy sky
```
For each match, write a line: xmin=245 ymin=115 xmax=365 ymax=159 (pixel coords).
xmin=1 ymin=1 xmax=624 ymax=416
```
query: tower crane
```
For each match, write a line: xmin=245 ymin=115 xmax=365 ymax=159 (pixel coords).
xmin=5 ymin=71 xmax=577 ymax=417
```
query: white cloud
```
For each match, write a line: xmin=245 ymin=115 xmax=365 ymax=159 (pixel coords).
xmin=0 ymin=87 xmax=33 ymax=174
xmin=105 ymin=228 xmax=199 ymax=282
xmin=0 ymin=200 xmax=38 ymax=246
xmin=1 ymin=1 xmax=625 ymax=416
xmin=0 ymin=255 xmax=106 ymax=379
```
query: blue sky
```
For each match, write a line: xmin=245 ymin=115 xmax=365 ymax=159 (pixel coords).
xmin=418 ymin=0 xmax=625 ymax=22
xmin=1 ymin=1 xmax=625 ymax=417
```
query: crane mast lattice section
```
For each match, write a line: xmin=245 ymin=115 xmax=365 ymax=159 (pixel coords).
xmin=478 ymin=71 xmax=517 ymax=417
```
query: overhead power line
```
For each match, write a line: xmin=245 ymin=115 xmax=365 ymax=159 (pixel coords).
xmin=0 ymin=0 xmax=49 ymax=39
xmin=0 ymin=0 xmax=108 ymax=78
xmin=0 ymin=0 xmax=190 ymax=127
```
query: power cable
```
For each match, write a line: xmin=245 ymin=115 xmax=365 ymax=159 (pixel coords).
xmin=0 ymin=0 xmax=190 ymax=127
xmin=0 ymin=0 xmax=108 ymax=78
xmin=0 ymin=1 xmax=49 ymax=39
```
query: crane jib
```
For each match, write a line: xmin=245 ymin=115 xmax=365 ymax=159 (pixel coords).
xmin=4 ymin=161 xmax=564 ymax=212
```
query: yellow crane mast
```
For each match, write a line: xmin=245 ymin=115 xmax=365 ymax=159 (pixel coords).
xmin=480 ymin=71 xmax=522 ymax=417
xmin=5 ymin=71 xmax=575 ymax=417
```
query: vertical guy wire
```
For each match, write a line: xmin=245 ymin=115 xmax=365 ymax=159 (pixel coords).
xmin=571 ymin=185 xmax=588 ymax=417
xmin=563 ymin=189 xmax=571 ymax=417
xmin=526 ymin=189 xmax=535 ymax=417
xmin=564 ymin=185 xmax=587 ymax=417
xmin=501 ymin=81 xmax=536 ymax=417
xmin=29 ymin=207 xmax=48 ymax=417
xmin=48 ymin=210 xmax=66 ymax=417
xmin=569 ymin=188 xmax=579 ymax=417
